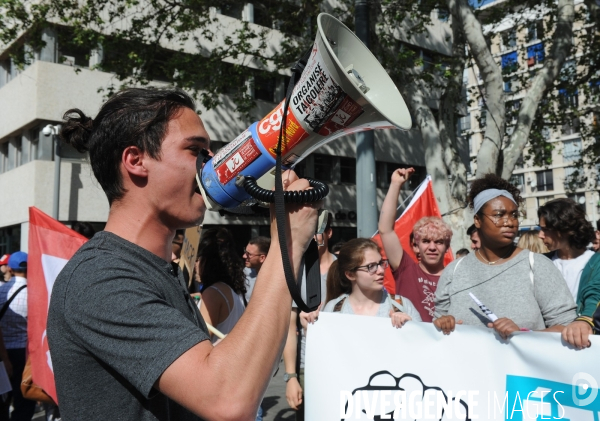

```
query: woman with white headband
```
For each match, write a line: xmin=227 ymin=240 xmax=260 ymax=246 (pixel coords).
xmin=433 ymin=174 xmax=576 ymax=339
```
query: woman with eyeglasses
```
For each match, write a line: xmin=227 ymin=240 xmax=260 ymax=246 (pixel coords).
xmin=315 ymin=238 xmax=421 ymax=325
xmin=434 ymin=174 xmax=576 ymax=339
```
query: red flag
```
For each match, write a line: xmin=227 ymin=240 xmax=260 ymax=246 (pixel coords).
xmin=372 ymin=176 xmax=453 ymax=295
xmin=28 ymin=207 xmax=88 ymax=403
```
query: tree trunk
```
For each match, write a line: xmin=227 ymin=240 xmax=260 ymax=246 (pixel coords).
xmin=456 ymin=0 xmax=506 ymax=177
xmin=501 ymin=0 xmax=575 ymax=179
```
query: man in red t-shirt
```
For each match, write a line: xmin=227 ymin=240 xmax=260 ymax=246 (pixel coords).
xmin=378 ymin=168 xmax=452 ymax=322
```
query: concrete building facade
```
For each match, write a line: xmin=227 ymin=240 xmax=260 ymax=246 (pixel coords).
xmin=0 ymin=4 xmax=455 ymax=253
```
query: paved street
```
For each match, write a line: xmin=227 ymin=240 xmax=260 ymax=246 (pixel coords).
xmin=262 ymin=360 xmax=296 ymax=421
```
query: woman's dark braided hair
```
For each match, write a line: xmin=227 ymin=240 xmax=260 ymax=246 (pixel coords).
xmin=197 ymin=228 xmax=247 ymax=296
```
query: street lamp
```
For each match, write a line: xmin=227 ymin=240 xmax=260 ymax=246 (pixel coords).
xmin=42 ymin=124 xmax=61 ymax=220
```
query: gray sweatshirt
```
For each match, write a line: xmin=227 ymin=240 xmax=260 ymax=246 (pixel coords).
xmin=434 ymin=250 xmax=576 ymax=330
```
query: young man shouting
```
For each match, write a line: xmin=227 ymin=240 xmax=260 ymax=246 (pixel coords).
xmin=47 ymin=88 xmax=318 ymax=421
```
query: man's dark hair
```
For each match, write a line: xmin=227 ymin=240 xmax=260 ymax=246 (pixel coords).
xmin=331 ymin=241 xmax=345 ymax=254
xmin=537 ymin=198 xmax=595 ymax=250
xmin=596 ymin=220 xmax=600 ymax=231
xmin=467 ymin=224 xmax=477 ymax=236
xmin=60 ymin=88 xmax=196 ymax=204
xmin=72 ymin=221 xmax=96 ymax=239
xmin=456 ymin=248 xmax=470 ymax=257
xmin=248 ymin=236 xmax=271 ymax=255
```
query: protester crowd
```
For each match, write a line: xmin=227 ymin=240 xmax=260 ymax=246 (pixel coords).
xmin=186 ymin=168 xmax=599 ymax=420
xmin=2 ymin=88 xmax=600 ymax=421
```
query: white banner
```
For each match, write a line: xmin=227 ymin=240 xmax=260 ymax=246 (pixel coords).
xmin=305 ymin=313 xmax=600 ymax=420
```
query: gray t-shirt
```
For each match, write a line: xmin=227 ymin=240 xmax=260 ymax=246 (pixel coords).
xmin=47 ymin=231 xmax=210 ymax=421
xmin=323 ymin=290 xmax=423 ymax=322
xmin=434 ymin=250 xmax=577 ymax=330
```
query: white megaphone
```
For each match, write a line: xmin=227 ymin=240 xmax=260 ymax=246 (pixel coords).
xmin=198 ymin=13 xmax=412 ymax=211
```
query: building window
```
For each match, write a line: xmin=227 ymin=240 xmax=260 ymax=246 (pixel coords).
xmin=500 ymin=29 xmax=517 ymax=51
xmin=220 ymin=3 xmax=243 ymax=19
xmin=563 ymin=138 xmax=582 ymax=162
xmin=313 ymin=154 xmax=333 ymax=183
xmin=437 ymin=8 xmax=449 ymax=22
xmin=514 ymin=153 xmax=524 ymax=169
xmin=559 ymin=89 xmax=578 ymax=108
xmin=253 ymin=3 xmax=274 ymax=28
xmin=501 ymin=52 xmax=518 ymax=74
xmin=252 ymin=71 xmax=276 ymax=102
xmin=567 ymin=193 xmax=586 ymax=211
xmin=590 ymin=80 xmax=600 ymax=98
xmin=340 ymin=157 xmax=356 ymax=184
xmin=536 ymin=169 xmax=554 ymax=191
xmin=528 ymin=21 xmax=544 ymax=42
xmin=564 ymin=166 xmax=585 ymax=189
xmin=478 ymin=112 xmax=486 ymax=129
xmin=526 ymin=43 xmax=545 ymax=67
xmin=561 ymin=116 xmax=580 ymax=136
xmin=560 ymin=59 xmax=576 ymax=82
xmin=510 ymin=174 xmax=525 ymax=193
xmin=537 ymin=196 xmax=554 ymax=208
xmin=0 ymin=225 xmax=20 ymax=255
xmin=0 ymin=142 xmax=7 ymax=173
xmin=458 ymin=114 xmax=471 ymax=132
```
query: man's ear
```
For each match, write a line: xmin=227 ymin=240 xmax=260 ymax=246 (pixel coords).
xmin=259 ymin=254 xmax=266 ymax=264
xmin=122 ymin=146 xmax=148 ymax=177
xmin=325 ymin=227 xmax=333 ymax=240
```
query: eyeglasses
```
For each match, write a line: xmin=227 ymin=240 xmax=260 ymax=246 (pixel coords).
xmin=353 ymin=259 xmax=389 ymax=274
xmin=481 ymin=211 xmax=523 ymax=227
xmin=243 ymin=250 xmax=265 ymax=257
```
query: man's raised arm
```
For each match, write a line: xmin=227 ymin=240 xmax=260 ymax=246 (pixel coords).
xmin=378 ymin=168 xmax=414 ymax=271
xmin=156 ymin=173 xmax=319 ymax=421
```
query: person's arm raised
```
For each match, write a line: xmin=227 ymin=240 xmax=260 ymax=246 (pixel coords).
xmin=156 ymin=172 xmax=319 ymax=421
xmin=378 ymin=168 xmax=414 ymax=270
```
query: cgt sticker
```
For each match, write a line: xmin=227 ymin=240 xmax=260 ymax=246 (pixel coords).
xmin=258 ymin=101 xmax=309 ymax=158
xmin=214 ymin=138 xmax=261 ymax=185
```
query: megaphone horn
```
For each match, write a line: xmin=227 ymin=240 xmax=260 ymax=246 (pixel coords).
xmin=197 ymin=13 xmax=412 ymax=212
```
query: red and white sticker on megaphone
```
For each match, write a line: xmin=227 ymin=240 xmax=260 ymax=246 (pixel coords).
xmin=258 ymin=101 xmax=309 ymax=158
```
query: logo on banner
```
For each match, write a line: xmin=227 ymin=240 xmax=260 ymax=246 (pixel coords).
xmin=339 ymin=371 xmax=472 ymax=420
xmin=506 ymin=374 xmax=600 ymax=420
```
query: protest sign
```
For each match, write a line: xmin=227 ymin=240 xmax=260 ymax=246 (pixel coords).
xmin=306 ymin=313 xmax=600 ymax=420
xmin=179 ymin=225 xmax=202 ymax=287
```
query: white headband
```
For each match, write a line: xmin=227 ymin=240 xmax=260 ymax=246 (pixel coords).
xmin=473 ymin=189 xmax=516 ymax=214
